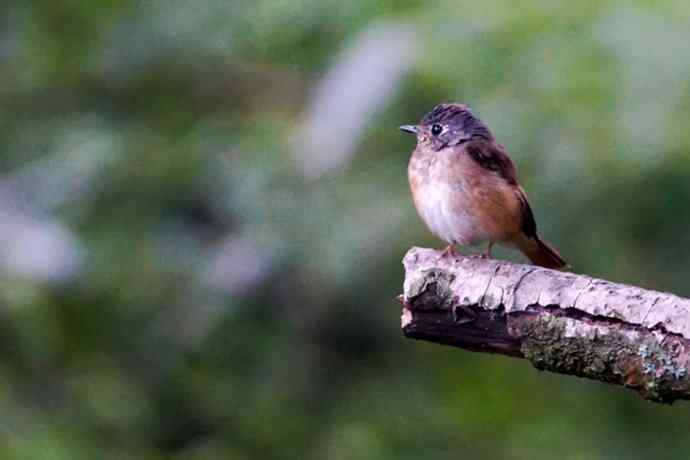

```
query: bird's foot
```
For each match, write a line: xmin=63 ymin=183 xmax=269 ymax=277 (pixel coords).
xmin=478 ymin=242 xmax=494 ymax=259
xmin=438 ymin=245 xmax=456 ymax=260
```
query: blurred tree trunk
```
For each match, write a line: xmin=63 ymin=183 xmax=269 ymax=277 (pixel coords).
xmin=400 ymin=247 xmax=690 ymax=404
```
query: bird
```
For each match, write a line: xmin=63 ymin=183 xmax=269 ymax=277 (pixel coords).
xmin=400 ymin=103 xmax=566 ymax=269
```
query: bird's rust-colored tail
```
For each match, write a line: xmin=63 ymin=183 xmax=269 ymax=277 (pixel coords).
xmin=517 ymin=234 xmax=567 ymax=269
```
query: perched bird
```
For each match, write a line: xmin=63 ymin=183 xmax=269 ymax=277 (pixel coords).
xmin=400 ymin=103 xmax=566 ymax=269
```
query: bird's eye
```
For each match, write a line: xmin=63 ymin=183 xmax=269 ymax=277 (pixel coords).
xmin=431 ymin=124 xmax=443 ymax=135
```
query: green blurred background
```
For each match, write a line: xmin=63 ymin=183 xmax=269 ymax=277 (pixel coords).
xmin=2 ymin=1 xmax=690 ymax=458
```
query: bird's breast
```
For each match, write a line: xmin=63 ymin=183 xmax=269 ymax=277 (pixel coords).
xmin=408 ymin=147 xmax=522 ymax=245
xmin=408 ymin=151 xmax=482 ymax=245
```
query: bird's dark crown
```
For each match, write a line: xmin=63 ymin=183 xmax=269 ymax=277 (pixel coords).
xmin=421 ymin=103 xmax=492 ymax=141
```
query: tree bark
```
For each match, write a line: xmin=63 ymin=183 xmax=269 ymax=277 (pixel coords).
xmin=400 ymin=247 xmax=690 ymax=404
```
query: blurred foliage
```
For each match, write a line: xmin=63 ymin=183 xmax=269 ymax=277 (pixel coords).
xmin=2 ymin=1 xmax=690 ymax=458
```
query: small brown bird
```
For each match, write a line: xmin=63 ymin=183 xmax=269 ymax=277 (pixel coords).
xmin=400 ymin=103 xmax=566 ymax=269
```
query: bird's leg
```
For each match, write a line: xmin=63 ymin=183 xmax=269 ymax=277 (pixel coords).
xmin=439 ymin=244 xmax=456 ymax=259
xmin=481 ymin=242 xmax=494 ymax=259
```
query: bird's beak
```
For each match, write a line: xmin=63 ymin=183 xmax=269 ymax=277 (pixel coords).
xmin=399 ymin=125 xmax=419 ymax=135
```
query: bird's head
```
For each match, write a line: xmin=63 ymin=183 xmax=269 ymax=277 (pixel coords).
xmin=400 ymin=103 xmax=493 ymax=151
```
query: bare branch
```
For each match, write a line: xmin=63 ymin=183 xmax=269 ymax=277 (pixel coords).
xmin=400 ymin=247 xmax=690 ymax=404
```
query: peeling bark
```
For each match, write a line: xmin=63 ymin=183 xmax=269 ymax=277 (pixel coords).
xmin=400 ymin=247 xmax=690 ymax=403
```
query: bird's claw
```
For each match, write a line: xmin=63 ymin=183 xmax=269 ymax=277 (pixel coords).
xmin=438 ymin=245 xmax=456 ymax=260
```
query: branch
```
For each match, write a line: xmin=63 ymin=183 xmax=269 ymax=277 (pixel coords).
xmin=400 ymin=247 xmax=690 ymax=404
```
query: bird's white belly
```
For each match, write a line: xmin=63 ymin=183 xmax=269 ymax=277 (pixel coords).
xmin=415 ymin=182 xmax=483 ymax=245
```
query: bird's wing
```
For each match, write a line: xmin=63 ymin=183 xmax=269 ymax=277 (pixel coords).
xmin=516 ymin=187 xmax=538 ymax=238
xmin=464 ymin=140 xmax=537 ymax=238
xmin=464 ymin=140 xmax=518 ymax=186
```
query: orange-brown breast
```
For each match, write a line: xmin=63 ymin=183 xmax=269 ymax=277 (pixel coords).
xmin=408 ymin=144 xmax=523 ymax=245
